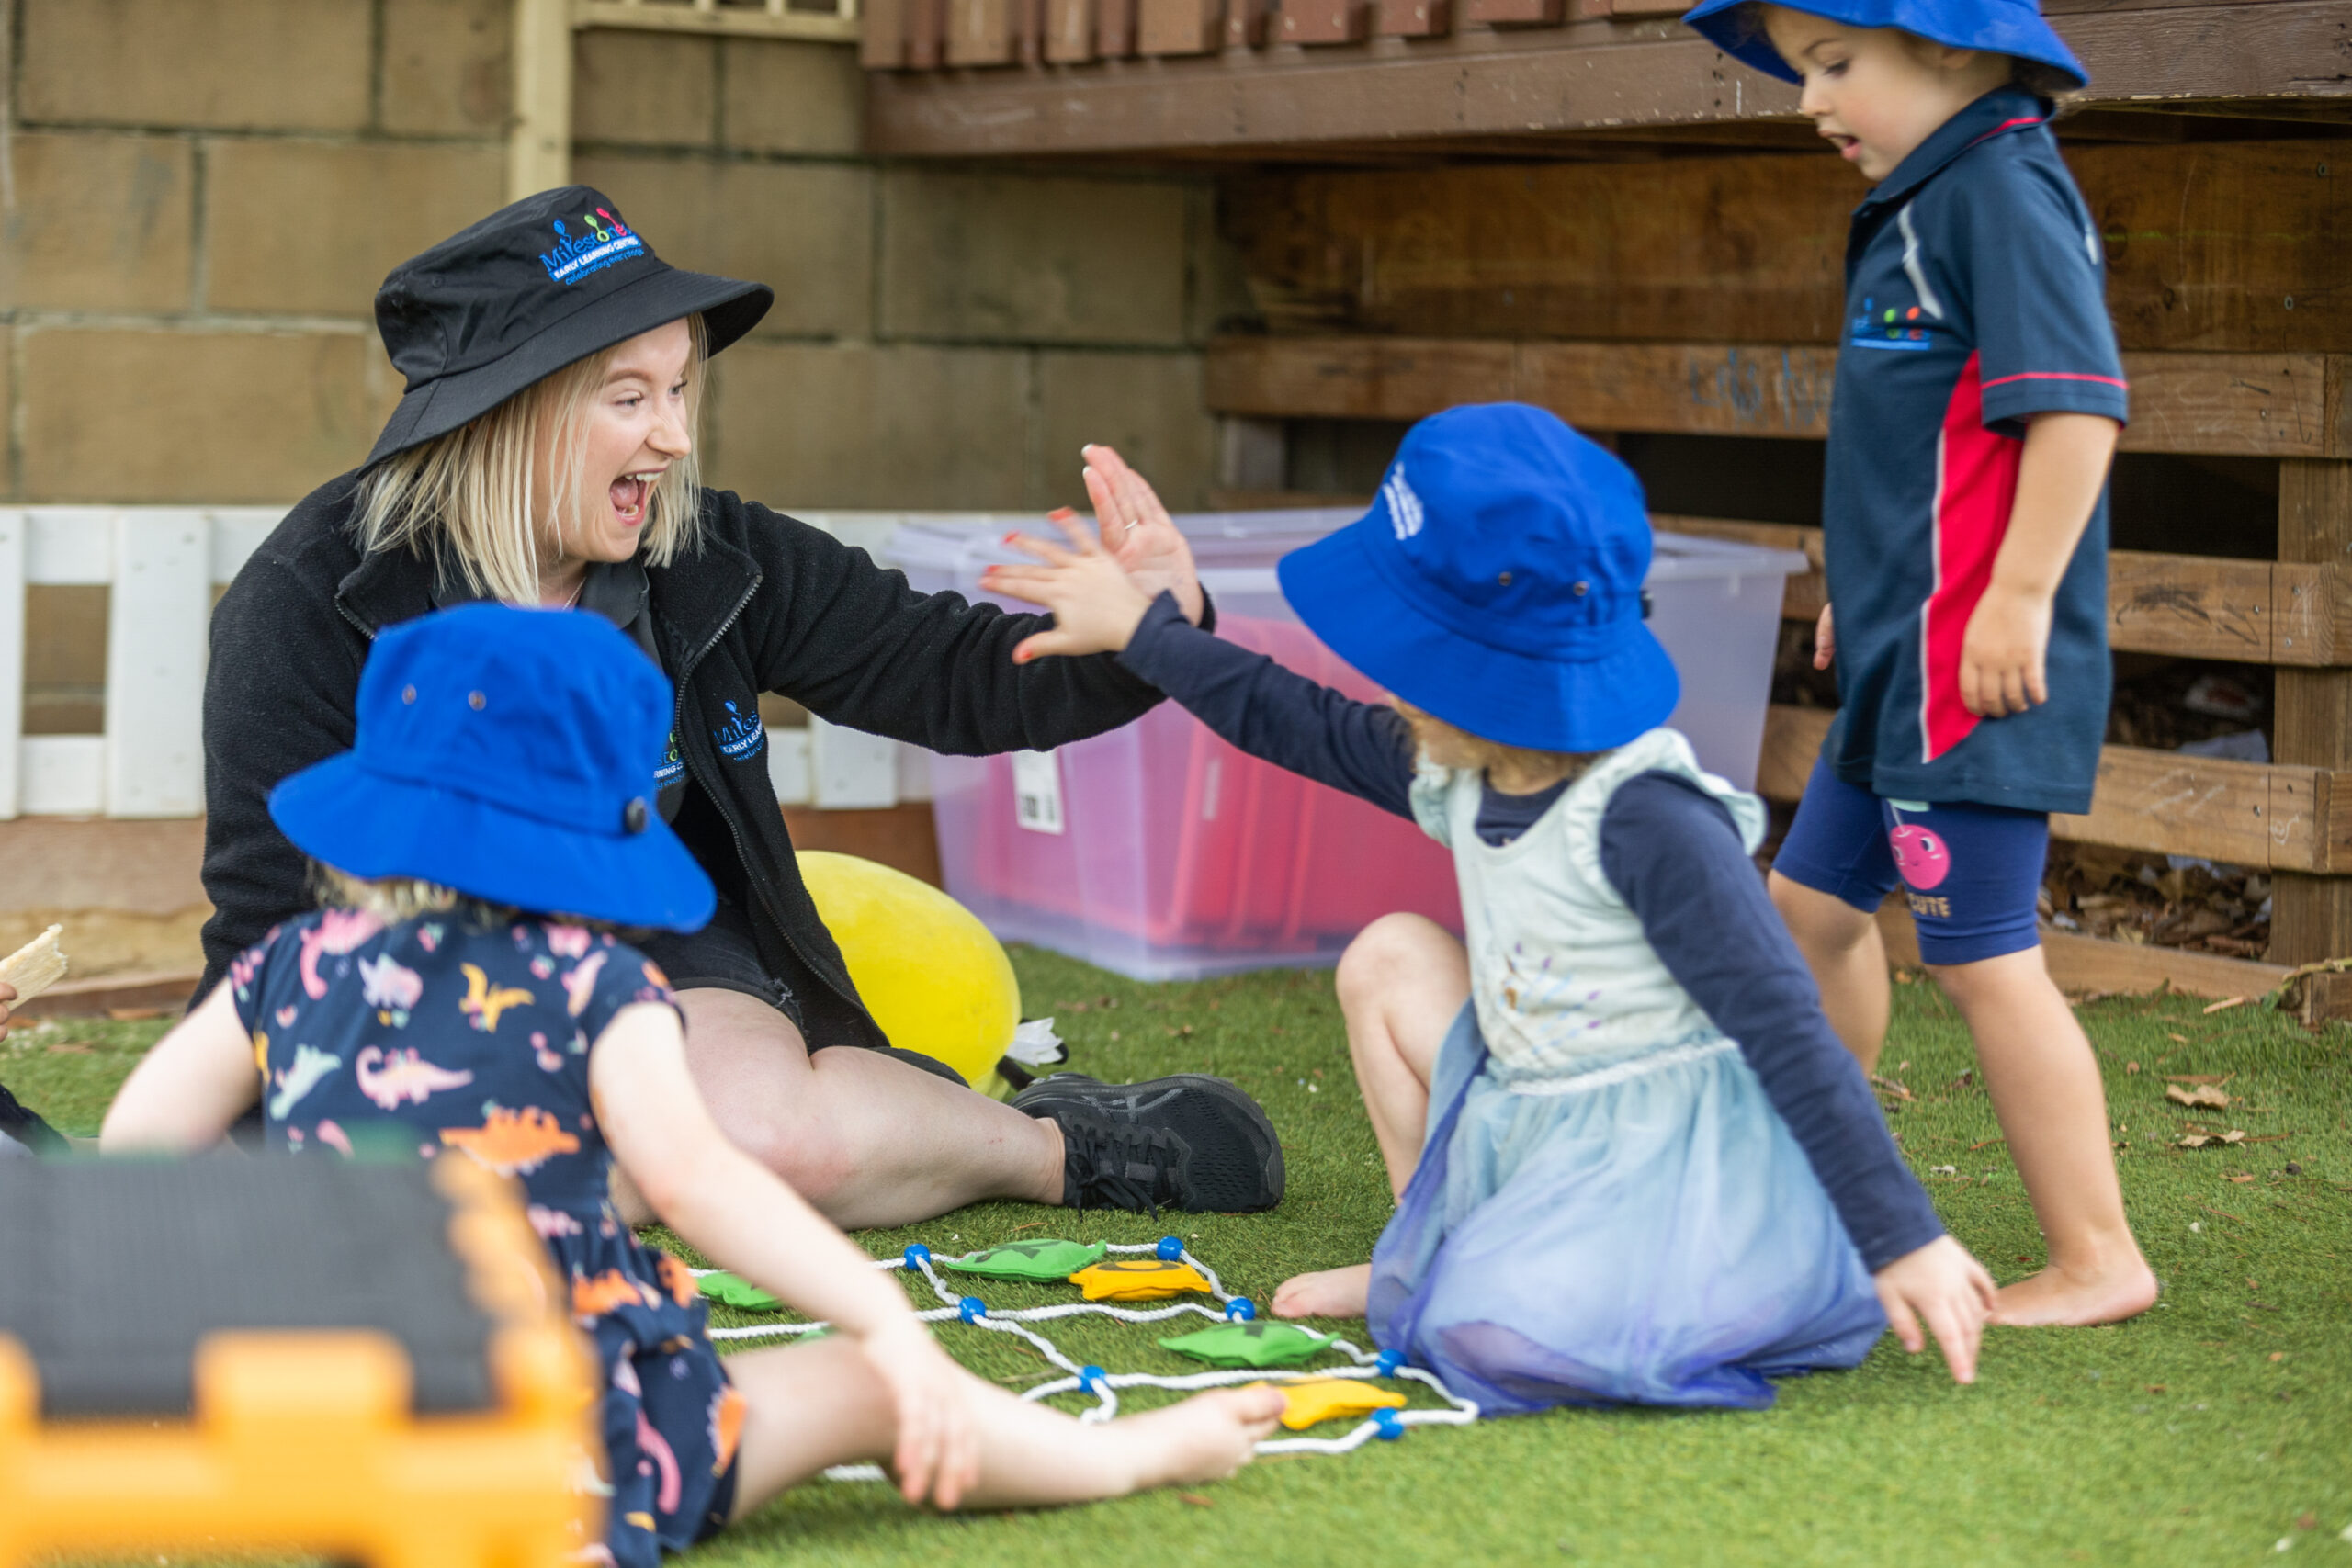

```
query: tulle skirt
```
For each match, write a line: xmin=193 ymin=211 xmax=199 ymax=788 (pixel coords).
xmin=1368 ymin=1006 xmax=1886 ymax=1415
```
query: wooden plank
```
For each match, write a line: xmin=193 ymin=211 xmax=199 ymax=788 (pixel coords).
xmin=1220 ymin=141 xmax=2350 ymax=353
xmin=19 ymin=736 xmax=104 ymax=816
xmin=1137 ymin=0 xmax=1221 ymax=51
xmin=0 ymin=514 xmax=21 ymax=820
xmin=1099 ymin=0 xmax=1137 ymax=53
xmin=508 ymin=0 xmax=571 ymax=198
xmin=1376 ymin=0 xmax=1449 ymax=36
xmin=1464 ymin=0 xmax=1563 ymax=23
xmin=863 ymin=0 xmax=910 ymax=65
xmin=1225 ymin=0 xmax=1269 ymax=47
xmin=1873 ymin=899 xmax=2289 ymax=1000
xmin=1758 ymin=704 xmax=2346 ymax=872
xmin=782 ymin=803 xmax=944 ymax=889
xmin=867 ymin=3 xmax=2352 ymax=157
xmin=1280 ymin=0 xmax=1369 ymax=42
xmin=945 ymin=0 xmax=1017 ymax=65
xmin=13 ymin=969 xmax=198 ymax=1022
xmin=2270 ymin=457 xmax=2352 ymax=964
xmin=1044 ymin=0 xmax=1094 ymax=61
xmin=105 ymin=514 xmax=209 ymax=819
xmin=808 ymin=716 xmax=901 ymax=809
xmin=1655 ymin=516 xmax=2352 ymax=668
xmin=1203 ymin=335 xmax=2344 ymax=457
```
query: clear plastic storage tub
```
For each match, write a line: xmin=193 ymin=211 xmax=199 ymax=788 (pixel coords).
xmin=888 ymin=516 xmax=1805 ymax=981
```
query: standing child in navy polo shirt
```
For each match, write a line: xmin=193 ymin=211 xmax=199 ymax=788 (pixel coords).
xmin=1684 ymin=0 xmax=2156 ymax=1326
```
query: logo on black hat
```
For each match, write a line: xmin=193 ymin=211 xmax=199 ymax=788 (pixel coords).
xmin=539 ymin=207 xmax=645 ymax=286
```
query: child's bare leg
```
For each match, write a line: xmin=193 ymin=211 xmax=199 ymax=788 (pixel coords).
xmin=1770 ymin=872 xmax=1892 ymax=1072
xmin=720 ymin=1338 xmax=1286 ymax=1518
xmin=1928 ymin=948 xmax=2156 ymax=1326
xmin=1272 ymin=913 xmax=1467 ymax=1322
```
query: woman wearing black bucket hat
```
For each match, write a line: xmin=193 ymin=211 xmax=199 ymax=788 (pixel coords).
xmin=198 ymin=186 xmax=1283 ymax=1227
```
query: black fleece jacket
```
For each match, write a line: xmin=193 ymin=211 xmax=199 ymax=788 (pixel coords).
xmin=198 ymin=472 xmax=1176 ymax=1051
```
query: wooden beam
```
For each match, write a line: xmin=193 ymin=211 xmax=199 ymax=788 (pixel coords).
xmin=509 ymin=0 xmax=574 ymax=200
xmin=1758 ymin=705 xmax=2352 ymax=873
xmin=2270 ymin=458 xmax=2352 ymax=964
xmin=573 ymin=0 xmax=858 ymax=40
xmin=1204 ymin=335 xmax=2346 ymax=458
xmin=866 ymin=2 xmax=2352 ymax=155
xmin=1654 ymin=518 xmax=2352 ymax=667
xmin=1221 ymin=141 xmax=2352 ymax=354
xmin=1873 ymin=900 xmax=2288 ymax=1001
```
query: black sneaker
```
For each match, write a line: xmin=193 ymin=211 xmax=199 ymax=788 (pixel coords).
xmin=1014 ymin=1074 xmax=1283 ymax=1213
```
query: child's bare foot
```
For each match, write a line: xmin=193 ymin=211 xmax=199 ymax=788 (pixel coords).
xmin=1272 ymin=1264 xmax=1371 ymax=1320
xmin=1990 ymin=1256 xmax=2159 ymax=1326
xmin=1123 ymin=1384 xmax=1288 ymax=1488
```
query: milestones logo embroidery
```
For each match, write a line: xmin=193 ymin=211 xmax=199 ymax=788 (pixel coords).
xmin=539 ymin=207 xmax=644 ymax=286
xmin=714 ymin=701 xmax=765 ymax=763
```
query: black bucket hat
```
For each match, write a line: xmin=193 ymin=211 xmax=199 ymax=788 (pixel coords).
xmin=363 ymin=186 xmax=773 ymax=470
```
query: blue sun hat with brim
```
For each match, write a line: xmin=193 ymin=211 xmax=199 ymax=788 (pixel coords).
xmin=1681 ymin=0 xmax=2087 ymax=88
xmin=270 ymin=603 xmax=716 ymax=931
xmin=1276 ymin=403 xmax=1679 ymax=755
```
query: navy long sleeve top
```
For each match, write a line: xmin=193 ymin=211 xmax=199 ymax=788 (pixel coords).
xmin=1117 ymin=593 xmax=1943 ymax=1271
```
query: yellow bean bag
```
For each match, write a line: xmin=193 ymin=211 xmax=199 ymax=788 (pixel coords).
xmin=795 ymin=851 xmax=1020 ymax=1092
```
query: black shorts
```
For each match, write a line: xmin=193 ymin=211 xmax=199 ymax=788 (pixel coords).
xmin=634 ymin=895 xmax=808 ymax=1033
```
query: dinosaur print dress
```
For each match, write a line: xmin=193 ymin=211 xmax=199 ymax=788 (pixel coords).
xmin=229 ymin=908 xmax=745 ymax=1567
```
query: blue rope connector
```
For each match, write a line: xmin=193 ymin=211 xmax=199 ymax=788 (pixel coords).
xmin=957 ymin=1295 xmax=987 ymax=1322
xmin=1225 ymin=1297 xmax=1257 ymax=1321
xmin=1374 ymin=1349 xmax=1404 ymax=1378
xmin=902 ymin=1244 xmax=931 ymax=1267
xmin=1156 ymin=1235 xmax=1185 ymax=1260
xmin=1080 ymin=1364 xmax=1107 ymax=1393
xmin=1373 ymin=1408 xmax=1405 ymax=1441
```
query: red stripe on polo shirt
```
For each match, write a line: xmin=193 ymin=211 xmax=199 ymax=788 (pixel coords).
xmin=1920 ymin=353 xmax=2023 ymax=763
xmin=1978 ymin=370 xmax=2131 ymax=392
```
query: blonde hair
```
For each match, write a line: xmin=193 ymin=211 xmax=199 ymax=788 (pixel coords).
xmin=312 ymin=864 xmax=628 ymax=935
xmin=1393 ymin=702 xmax=1600 ymax=791
xmin=355 ymin=315 xmax=710 ymax=604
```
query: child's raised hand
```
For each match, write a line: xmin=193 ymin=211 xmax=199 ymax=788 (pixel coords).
xmin=981 ymin=509 xmax=1157 ymax=664
xmin=1872 ymin=1234 xmax=1996 ymax=1383
xmin=1080 ymin=444 xmax=1204 ymax=626
xmin=858 ymin=1317 xmax=981 ymax=1509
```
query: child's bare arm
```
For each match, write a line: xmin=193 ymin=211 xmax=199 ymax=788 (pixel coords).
xmin=99 ymin=983 xmax=258 ymax=1151
xmin=1872 ymin=1234 xmax=1997 ymax=1384
xmin=589 ymin=1005 xmax=978 ymax=1507
xmin=1960 ymin=412 xmax=2120 ymax=718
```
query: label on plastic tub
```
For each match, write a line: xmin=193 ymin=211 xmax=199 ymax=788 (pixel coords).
xmin=1011 ymin=749 xmax=1065 ymax=834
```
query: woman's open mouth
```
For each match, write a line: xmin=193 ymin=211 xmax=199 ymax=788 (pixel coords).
xmin=610 ymin=471 xmax=661 ymax=525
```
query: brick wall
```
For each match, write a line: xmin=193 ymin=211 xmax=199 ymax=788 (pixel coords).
xmin=3 ymin=0 xmax=1233 ymax=513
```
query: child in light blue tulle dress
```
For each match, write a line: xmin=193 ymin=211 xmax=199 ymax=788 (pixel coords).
xmin=987 ymin=407 xmax=1999 ymax=1412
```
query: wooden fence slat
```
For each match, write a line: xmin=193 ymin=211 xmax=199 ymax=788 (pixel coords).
xmin=105 ymin=513 xmax=210 ymax=818
xmin=1873 ymin=898 xmax=2289 ymax=998
xmin=1203 ymin=335 xmax=2344 ymax=458
xmin=1221 ymin=142 xmax=2351 ymax=355
xmin=26 ymin=511 xmax=113 ymax=587
xmin=1759 ymin=704 xmax=2347 ymax=871
xmin=767 ymin=727 xmax=813 ymax=807
xmin=0 ymin=513 xmax=22 ymax=819
xmin=19 ymin=736 xmax=104 ymax=816
xmin=809 ymin=716 xmax=901 ymax=809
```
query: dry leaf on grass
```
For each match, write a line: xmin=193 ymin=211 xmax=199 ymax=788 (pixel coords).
xmin=2177 ymin=1129 xmax=2249 ymax=1148
xmin=2167 ymin=1032 xmax=2189 ymax=1043
xmin=2226 ymin=1174 xmax=2256 ymax=1183
xmin=2201 ymin=996 xmax=2248 ymax=1015
xmin=2167 ymin=1083 xmax=2233 ymax=1110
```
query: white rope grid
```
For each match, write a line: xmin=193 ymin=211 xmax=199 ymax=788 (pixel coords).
xmin=694 ymin=1237 xmax=1478 ymax=1471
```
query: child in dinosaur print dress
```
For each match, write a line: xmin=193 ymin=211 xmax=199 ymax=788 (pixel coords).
xmin=103 ymin=604 xmax=1283 ymax=1567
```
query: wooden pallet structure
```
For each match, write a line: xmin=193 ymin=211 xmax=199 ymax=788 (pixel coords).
xmin=854 ymin=2 xmax=2352 ymax=1013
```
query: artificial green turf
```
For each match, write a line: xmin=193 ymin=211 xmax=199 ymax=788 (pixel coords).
xmin=6 ymin=952 xmax=2348 ymax=1566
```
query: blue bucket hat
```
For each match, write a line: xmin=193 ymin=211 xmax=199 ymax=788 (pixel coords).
xmin=1681 ymin=0 xmax=2087 ymax=88
xmin=270 ymin=604 xmax=716 ymax=931
xmin=1276 ymin=403 xmax=1679 ymax=755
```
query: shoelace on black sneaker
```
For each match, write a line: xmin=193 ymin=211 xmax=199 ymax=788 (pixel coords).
xmin=1063 ymin=1120 xmax=1186 ymax=1215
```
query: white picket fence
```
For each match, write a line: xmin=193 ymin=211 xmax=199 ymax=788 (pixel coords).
xmin=0 ymin=507 xmax=1032 ymax=821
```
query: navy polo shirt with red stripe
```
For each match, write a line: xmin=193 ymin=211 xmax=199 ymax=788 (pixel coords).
xmin=1821 ymin=87 xmax=2128 ymax=817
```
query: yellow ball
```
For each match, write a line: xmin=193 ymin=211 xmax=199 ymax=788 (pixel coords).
xmin=796 ymin=851 xmax=1020 ymax=1090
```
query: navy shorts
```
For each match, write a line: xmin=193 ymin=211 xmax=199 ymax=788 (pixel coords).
xmin=1773 ymin=756 xmax=2048 ymax=966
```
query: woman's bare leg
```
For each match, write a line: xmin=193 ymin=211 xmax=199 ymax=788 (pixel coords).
xmin=720 ymin=1338 xmax=1287 ymax=1519
xmin=674 ymin=988 xmax=1065 ymax=1230
xmin=1929 ymin=950 xmax=2157 ymax=1326
xmin=1769 ymin=872 xmax=1893 ymax=1073
xmin=1272 ymin=914 xmax=1468 ymax=1322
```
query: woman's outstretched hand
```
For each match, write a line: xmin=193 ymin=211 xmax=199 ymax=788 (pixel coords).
xmin=1079 ymin=444 xmax=1203 ymax=626
xmin=1872 ymin=1233 xmax=1997 ymax=1384
xmin=982 ymin=508 xmax=1158 ymax=664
